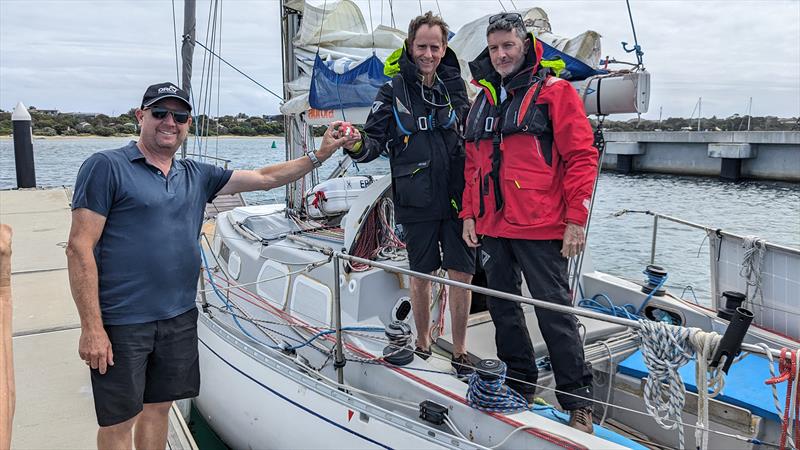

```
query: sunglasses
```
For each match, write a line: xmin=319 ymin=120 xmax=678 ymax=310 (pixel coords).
xmin=146 ymin=107 xmax=191 ymax=124
xmin=488 ymin=12 xmax=524 ymax=26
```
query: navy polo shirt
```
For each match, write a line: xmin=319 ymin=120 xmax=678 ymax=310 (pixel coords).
xmin=72 ymin=141 xmax=233 ymax=325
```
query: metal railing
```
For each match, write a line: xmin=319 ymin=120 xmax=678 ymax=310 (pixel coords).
xmin=183 ymin=153 xmax=231 ymax=169
xmin=284 ymin=233 xmax=785 ymax=384
xmin=613 ymin=209 xmax=800 ymax=264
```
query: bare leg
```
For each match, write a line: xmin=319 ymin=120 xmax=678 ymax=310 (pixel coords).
xmin=446 ymin=270 xmax=472 ymax=356
xmin=0 ymin=225 xmax=14 ymax=449
xmin=133 ymin=401 xmax=172 ymax=450
xmin=97 ymin=414 xmax=136 ymax=450
xmin=410 ymin=276 xmax=433 ymax=350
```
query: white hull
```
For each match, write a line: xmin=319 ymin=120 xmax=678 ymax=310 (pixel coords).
xmin=196 ymin=313 xmax=479 ymax=450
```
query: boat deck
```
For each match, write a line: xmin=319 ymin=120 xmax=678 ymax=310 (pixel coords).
xmin=0 ymin=188 xmax=197 ymax=449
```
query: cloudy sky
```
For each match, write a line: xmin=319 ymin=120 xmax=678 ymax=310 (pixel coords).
xmin=1 ymin=0 xmax=798 ymax=119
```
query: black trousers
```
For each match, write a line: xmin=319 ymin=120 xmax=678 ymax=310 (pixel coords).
xmin=481 ymin=237 xmax=593 ymax=410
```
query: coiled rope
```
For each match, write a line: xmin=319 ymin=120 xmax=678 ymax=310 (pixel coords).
xmin=637 ymin=319 xmax=694 ymax=449
xmin=740 ymin=236 xmax=766 ymax=314
xmin=636 ymin=319 xmax=736 ymax=450
xmin=466 ymin=366 xmax=530 ymax=414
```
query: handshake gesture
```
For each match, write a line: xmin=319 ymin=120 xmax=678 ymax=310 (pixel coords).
xmin=317 ymin=120 xmax=362 ymax=160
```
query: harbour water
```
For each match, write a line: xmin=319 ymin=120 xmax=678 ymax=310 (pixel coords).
xmin=1 ymin=136 xmax=799 ymax=307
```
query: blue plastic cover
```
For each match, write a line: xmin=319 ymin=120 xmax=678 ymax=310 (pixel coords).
xmin=618 ymin=350 xmax=785 ymax=422
xmin=540 ymin=40 xmax=606 ymax=81
xmin=309 ymin=54 xmax=390 ymax=110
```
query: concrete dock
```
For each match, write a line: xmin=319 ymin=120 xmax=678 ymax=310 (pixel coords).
xmin=603 ymin=131 xmax=800 ymax=181
xmin=0 ymin=188 xmax=197 ymax=449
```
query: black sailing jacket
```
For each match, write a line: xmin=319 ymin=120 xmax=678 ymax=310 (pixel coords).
xmin=346 ymin=46 xmax=469 ymax=224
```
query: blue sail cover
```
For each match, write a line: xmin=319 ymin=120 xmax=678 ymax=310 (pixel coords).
xmin=540 ymin=40 xmax=607 ymax=80
xmin=309 ymin=54 xmax=390 ymax=110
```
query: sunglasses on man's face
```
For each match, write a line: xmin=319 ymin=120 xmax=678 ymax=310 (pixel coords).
xmin=488 ymin=12 xmax=524 ymax=26
xmin=146 ymin=107 xmax=191 ymax=124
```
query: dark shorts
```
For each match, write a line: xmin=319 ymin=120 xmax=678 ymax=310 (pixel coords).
xmin=401 ymin=219 xmax=476 ymax=274
xmin=91 ymin=307 xmax=200 ymax=427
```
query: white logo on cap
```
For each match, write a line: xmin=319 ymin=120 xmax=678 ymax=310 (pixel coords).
xmin=158 ymin=86 xmax=179 ymax=94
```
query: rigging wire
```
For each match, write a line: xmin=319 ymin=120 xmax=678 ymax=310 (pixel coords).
xmin=387 ymin=0 xmax=396 ymax=28
xmin=496 ymin=0 xmax=507 ymax=12
xmin=418 ymin=0 xmax=423 ymax=14
xmin=366 ymin=0 xmax=376 ymax=49
xmin=434 ymin=0 xmax=442 ymax=16
xmin=189 ymin=38 xmax=283 ymax=101
xmin=214 ymin=1 xmax=223 ymax=162
xmin=622 ymin=0 xmax=645 ymax=69
xmin=171 ymin=0 xmax=181 ymax=83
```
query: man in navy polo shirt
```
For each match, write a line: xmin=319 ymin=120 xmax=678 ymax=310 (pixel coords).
xmin=66 ymin=82 xmax=356 ymax=449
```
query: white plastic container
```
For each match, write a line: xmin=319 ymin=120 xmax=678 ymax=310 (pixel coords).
xmin=572 ymin=70 xmax=650 ymax=115
xmin=305 ymin=176 xmax=374 ymax=218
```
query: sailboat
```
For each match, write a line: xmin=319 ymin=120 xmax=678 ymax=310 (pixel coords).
xmin=181 ymin=1 xmax=799 ymax=449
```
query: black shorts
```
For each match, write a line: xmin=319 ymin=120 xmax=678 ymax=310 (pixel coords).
xmin=401 ymin=219 xmax=476 ymax=274
xmin=91 ymin=307 xmax=200 ymax=427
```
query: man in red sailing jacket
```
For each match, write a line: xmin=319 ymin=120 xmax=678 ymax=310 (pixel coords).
xmin=460 ymin=13 xmax=597 ymax=433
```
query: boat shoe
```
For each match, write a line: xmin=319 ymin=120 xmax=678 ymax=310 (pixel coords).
xmin=414 ymin=346 xmax=432 ymax=360
xmin=568 ymin=406 xmax=594 ymax=434
xmin=451 ymin=353 xmax=475 ymax=378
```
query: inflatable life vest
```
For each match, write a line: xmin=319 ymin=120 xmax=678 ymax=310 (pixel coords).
xmin=389 ymin=74 xmax=458 ymax=139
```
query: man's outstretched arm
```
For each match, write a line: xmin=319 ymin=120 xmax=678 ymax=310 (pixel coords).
xmin=218 ymin=121 xmax=358 ymax=196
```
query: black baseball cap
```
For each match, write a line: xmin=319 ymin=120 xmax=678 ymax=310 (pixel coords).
xmin=141 ymin=82 xmax=192 ymax=110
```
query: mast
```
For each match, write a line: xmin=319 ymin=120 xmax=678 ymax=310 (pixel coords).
xmin=180 ymin=0 xmax=196 ymax=159
xmin=280 ymin=0 xmax=307 ymax=213
xmin=697 ymin=97 xmax=702 ymax=131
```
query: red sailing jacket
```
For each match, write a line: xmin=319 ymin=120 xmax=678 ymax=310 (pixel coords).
xmin=460 ymin=36 xmax=598 ymax=240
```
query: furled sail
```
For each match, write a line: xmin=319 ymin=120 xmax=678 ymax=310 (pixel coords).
xmin=281 ymin=0 xmax=647 ymax=123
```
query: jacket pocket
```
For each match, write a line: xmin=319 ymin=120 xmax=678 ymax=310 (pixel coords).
xmin=465 ymin=169 xmax=481 ymax=218
xmin=392 ymin=160 xmax=432 ymax=207
xmin=502 ymin=167 xmax=558 ymax=226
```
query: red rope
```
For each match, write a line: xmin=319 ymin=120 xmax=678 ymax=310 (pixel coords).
xmin=765 ymin=348 xmax=798 ymax=450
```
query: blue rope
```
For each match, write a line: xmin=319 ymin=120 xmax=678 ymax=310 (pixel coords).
xmin=577 ymin=293 xmax=639 ymax=320
xmin=466 ymin=367 xmax=529 ymax=414
xmin=636 ymin=270 xmax=667 ymax=315
xmin=577 ymin=268 xmax=668 ymax=320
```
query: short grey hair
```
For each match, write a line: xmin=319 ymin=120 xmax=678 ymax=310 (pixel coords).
xmin=486 ymin=17 xmax=527 ymax=41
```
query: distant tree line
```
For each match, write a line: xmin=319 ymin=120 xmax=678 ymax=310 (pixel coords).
xmin=0 ymin=108 xmax=796 ymax=137
xmin=592 ymin=115 xmax=799 ymax=132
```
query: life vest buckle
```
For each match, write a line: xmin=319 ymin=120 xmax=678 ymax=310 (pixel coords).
xmin=417 ymin=116 xmax=429 ymax=131
xmin=484 ymin=117 xmax=494 ymax=133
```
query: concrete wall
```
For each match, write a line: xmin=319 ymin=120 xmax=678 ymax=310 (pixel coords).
xmin=602 ymin=131 xmax=800 ymax=181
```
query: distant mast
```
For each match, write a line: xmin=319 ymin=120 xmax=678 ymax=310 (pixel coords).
xmin=180 ymin=0 xmax=196 ymax=159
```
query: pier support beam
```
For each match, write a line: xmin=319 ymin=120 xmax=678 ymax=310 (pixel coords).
xmin=606 ymin=142 xmax=645 ymax=174
xmin=708 ymin=143 xmax=756 ymax=182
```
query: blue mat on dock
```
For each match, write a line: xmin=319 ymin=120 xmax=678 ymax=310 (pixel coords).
xmin=618 ymin=350 xmax=785 ymax=422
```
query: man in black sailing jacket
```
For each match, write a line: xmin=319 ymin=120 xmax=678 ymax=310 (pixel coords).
xmin=343 ymin=12 xmax=476 ymax=376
